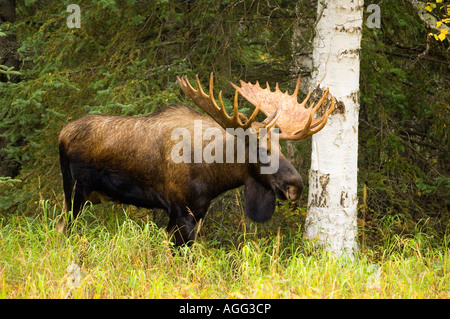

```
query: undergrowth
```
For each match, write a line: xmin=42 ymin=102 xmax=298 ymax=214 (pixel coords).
xmin=0 ymin=199 xmax=449 ymax=299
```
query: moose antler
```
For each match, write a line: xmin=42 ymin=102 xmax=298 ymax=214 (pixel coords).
xmin=230 ymin=76 xmax=335 ymax=140
xmin=177 ymin=73 xmax=280 ymax=131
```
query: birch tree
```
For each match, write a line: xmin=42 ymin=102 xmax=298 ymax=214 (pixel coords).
xmin=304 ymin=0 xmax=364 ymax=258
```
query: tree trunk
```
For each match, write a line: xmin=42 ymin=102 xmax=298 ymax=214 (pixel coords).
xmin=305 ymin=0 xmax=364 ymax=258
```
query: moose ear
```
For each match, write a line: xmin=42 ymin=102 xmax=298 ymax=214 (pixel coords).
xmin=243 ymin=176 xmax=276 ymax=223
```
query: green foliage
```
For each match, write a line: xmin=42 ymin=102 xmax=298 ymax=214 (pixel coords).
xmin=360 ymin=0 xmax=449 ymax=233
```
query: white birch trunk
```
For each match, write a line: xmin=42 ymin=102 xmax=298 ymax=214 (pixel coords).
xmin=305 ymin=0 xmax=364 ymax=258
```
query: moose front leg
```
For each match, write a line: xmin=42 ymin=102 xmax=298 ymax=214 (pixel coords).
xmin=167 ymin=206 xmax=205 ymax=247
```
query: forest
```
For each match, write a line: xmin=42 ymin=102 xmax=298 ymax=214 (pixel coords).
xmin=0 ymin=0 xmax=449 ymax=299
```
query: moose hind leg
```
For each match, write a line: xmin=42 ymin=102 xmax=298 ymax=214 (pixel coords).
xmin=68 ymin=186 xmax=90 ymax=229
xmin=58 ymin=183 xmax=89 ymax=234
xmin=57 ymin=147 xmax=75 ymax=234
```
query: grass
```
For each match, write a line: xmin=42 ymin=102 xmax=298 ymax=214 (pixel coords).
xmin=0 ymin=200 xmax=449 ymax=299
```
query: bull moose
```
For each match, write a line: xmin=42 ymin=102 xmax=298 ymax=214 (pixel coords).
xmin=57 ymin=74 xmax=335 ymax=246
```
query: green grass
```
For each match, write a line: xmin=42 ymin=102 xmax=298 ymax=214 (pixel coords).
xmin=0 ymin=200 xmax=449 ymax=299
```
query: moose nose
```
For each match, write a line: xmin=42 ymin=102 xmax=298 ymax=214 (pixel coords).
xmin=286 ymin=176 xmax=303 ymax=200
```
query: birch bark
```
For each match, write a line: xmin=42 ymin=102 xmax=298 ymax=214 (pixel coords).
xmin=305 ymin=0 xmax=364 ymax=258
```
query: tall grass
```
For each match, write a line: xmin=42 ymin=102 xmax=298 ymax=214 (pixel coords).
xmin=0 ymin=200 xmax=449 ymax=298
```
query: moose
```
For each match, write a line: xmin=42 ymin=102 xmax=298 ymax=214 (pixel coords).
xmin=57 ymin=74 xmax=335 ymax=246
